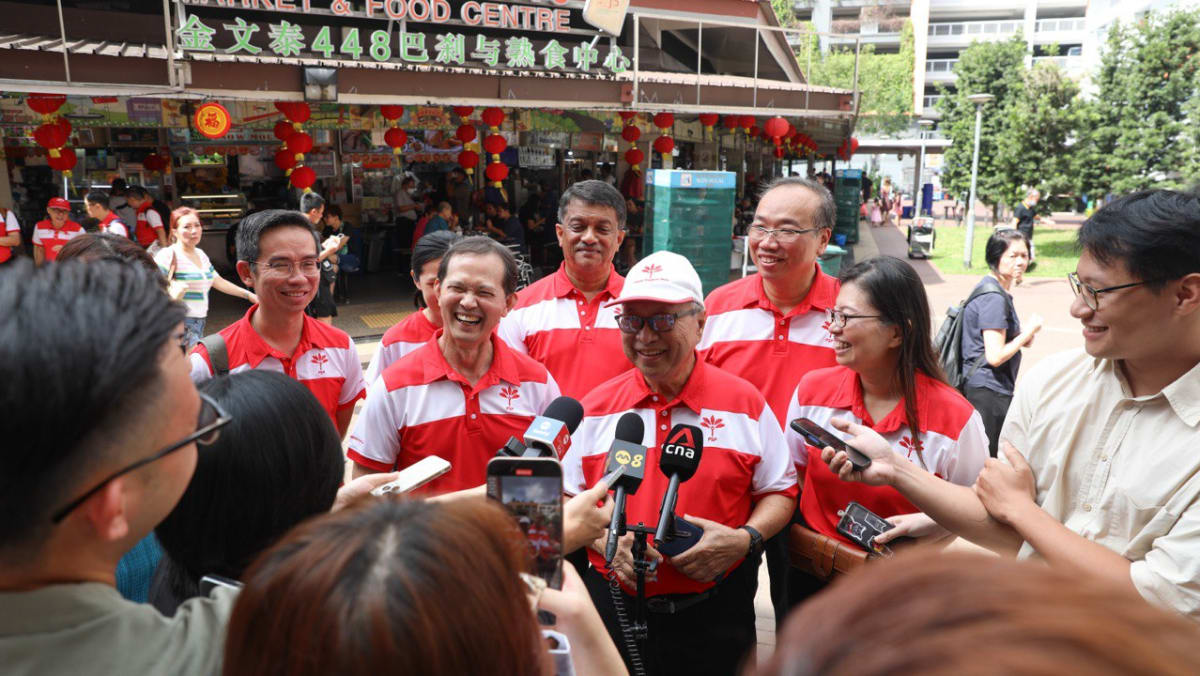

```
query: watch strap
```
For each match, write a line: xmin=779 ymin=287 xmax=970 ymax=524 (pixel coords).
xmin=739 ymin=525 xmax=764 ymax=557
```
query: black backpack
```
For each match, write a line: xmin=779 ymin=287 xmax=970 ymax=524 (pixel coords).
xmin=934 ymin=276 xmax=1005 ymax=391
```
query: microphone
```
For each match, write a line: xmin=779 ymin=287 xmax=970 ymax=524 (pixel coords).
xmin=522 ymin=396 xmax=584 ymax=458
xmin=603 ymin=412 xmax=647 ymax=564
xmin=654 ymin=424 xmax=704 ymax=549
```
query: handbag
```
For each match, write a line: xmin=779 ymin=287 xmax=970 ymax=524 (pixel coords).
xmin=166 ymin=251 xmax=188 ymax=302
xmin=787 ymin=523 xmax=869 ymax=580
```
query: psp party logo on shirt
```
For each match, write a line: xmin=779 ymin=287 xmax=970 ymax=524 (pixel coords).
xmin=700 ymin=415 xmax=725 ymax=442
xmin=499 ymin=386 xmax=520 ymax=411
xmin=310 ymin=352 xmax=329 ymax=376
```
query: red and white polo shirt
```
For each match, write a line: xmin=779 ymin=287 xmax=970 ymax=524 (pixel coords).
xmin=189 ymin=306 xmax=366 ymax=426
xmin=133 ymin=203 xmax=164 ymax=248
xmin=0 ymin=209 xmax=20 ymax=263
xmin=98 ymin=212 xmax=128 ymax=239
xmin=32 ymin=219 xmax=84 ymax=262
xmin=785 ymin=365 xmax=988 ymax=545
xmin=347 ymin=332 xmax=562 ymax=494
xmin=565 ymin=357 xmax=797 ymax=597
xmin=364 ymin=309 xmax=439 ymax=384
xmin=496 ymin=263 xmax=631 ymax=399
xmin=699 ymin=266 xmax=840 ymax=425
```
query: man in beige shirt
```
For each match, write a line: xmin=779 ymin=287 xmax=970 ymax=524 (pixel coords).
xmin=822 ymin=189 xmax=1200 ymax=618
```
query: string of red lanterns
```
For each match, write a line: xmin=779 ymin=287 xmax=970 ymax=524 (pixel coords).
xmin=27 ymin=94 xmax=76 ymax=176
xmin=652 ymin=112 xmax=674 ymax=164
xmin=274 ymin=101 xmax=315 ymax=191
xmin=481 ymin=107 xmax=508 ymax=187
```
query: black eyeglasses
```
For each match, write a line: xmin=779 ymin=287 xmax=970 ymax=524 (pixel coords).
xmin=826 ymin=308 xmax=882 ymax=329
xmin=616 ymin=307 xmax=701 ymax=334
xmin=1067 ymin=272 xmax=1162 ymax=311
xmin=51 ymin=393 xmax=231 ymax=524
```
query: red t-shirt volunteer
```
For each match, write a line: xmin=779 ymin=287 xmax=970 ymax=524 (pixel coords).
xmin=364 ymin=310 xmax=439 ymax=383
xmin=565 ymin=358 xmax=798 ymax=597
xmin=32 ymin=219 xmax=84 ymax=262
xmin=699 ymin=265 xmax=840 ymax=424
xmin=347 ymin=332 xmax=562 ymax=493
xmin=98 ymin=212 xmax=129 ymax=238
xmin=134 ymin=202 xmax=164 ymax=248
xmin=497 ymin=263 xmax=631 ymax=399
xmin=189 ymin=306 xmax=366 ymax=426
xmin=785 ymin=365 xmax=989 ymax=545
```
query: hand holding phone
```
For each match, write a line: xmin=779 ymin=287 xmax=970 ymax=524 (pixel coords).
xmin=486 ymin=456 xmax=565 ymax=591
xmin=790 ymin=418 xmax=872 ymax=471
xmin=370 ymin=456 xmax=452 ymax=496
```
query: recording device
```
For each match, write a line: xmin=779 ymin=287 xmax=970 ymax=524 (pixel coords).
xmin=603 ymin=412 xmax=648 ymax=564
xmin=486 ymin=455 xmax=565 ymax=590
xmin=836 ymin=501 xmax=895 ymax=557
xmin=653 ymin=424 xmax=705 ymax=556
xmin=370 ymin=456 xmax=452 ymax=496
xmin=497 ymin=396 xmax=584 ymax=459
xmin=790 ymin=417 xmax=872 ymax=471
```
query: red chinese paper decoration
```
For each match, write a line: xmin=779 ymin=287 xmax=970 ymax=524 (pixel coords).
xmin=455 ymin=124 xmax=477 ymax=143
xmin=289 ymin=166 xmax=316 ymax=192
xmin=763 ymin=116 xmax=789 ymax=143
xmin=458 ymin=149 xmax=479 ymax=175
xmin=274 ymin=149 xmax=297 ymax=172
xmin=384 ymin=127 xmax=408 ymax=155
xmin=485 ymin=161 xmax=509 ymax=183
xmin=722 ymin=115 xmax=739 ymax=131
xmin=621 ymin=125 xmax=641 ymax=143
xmin=653 ymin=135 xmax=674 ymax=155
xmin=738 ymin=115 xmax=755 ymax=131
xmin=774 ymin=146 xmax=785 ymax=159
xmin=48 ymin=148 xmax=77 ymax=173
xmin=625 ymin=147 xmax=645 ymax=172
xmin=27 ymin=93 xmax=67 ymax=117
xmin=483 ymin=133 xmax=507 ymax=155
xmin=275 ymin=101 xmax=311 ymax=124
xmin=653 ymin=112 xmax=674 ymax=130
xmin=287 ymin=132 xmax=313 ymax=158
xmin=380 ymin=105 xmax=405 ymax=121
xmin=619 ymin=111 xmax=637 ymax=123
xmin=452 ymin=106 xmax=474 ymax=118
xmin=481 ymin=107 xmax=505 ymax=129
xmin=698 ymin=113 xmax=719 ymax=128
xmin=34 ymin=123 xmax=68 ymax=156
xmin=272 ymin=120 xmax=295 ymax=141
xmin=56 ymin=117 xmax=72 ymax=138
xmin=749 ymin=125 xmax=761 ymax=138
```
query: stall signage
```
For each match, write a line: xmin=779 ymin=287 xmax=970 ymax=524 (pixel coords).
xmin=194 ymin=102 xmax=233 ymax=139
xmin=176 ymin=3 xmax=632 ymax=74
xmin=518 ymin=146 xmax=555 ymax=168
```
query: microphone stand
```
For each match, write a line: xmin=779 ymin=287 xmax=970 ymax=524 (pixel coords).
xmin=626 ymin=522 xmax=657 ymax=652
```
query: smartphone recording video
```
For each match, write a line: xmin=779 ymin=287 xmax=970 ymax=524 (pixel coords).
xmin=486 ymin=457 xmax=564 ymax=590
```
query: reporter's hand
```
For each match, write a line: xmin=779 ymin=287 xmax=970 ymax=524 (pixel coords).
xmin=873 ymin=512 xmax=949 ymax=545
xmin=538 ymin=566 xmax=629 ymax=676
xmin=669 ymin=515 xmax=746 ymax=582
xmin=563 ymin=481 xmax=615 ymax=554
xmin=593 ymin=531 xmax=661 ymax=588
xmin=331 ymin=471 xmax=400 ymax=512
xmin=822 ymin=418 xmax=901 ymax=486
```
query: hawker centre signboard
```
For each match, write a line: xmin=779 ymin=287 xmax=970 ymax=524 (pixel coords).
xmin=177 ymin=0 xmax=633 ymax=75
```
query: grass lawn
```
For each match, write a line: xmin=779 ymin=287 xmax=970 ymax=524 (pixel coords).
xmin=926 ymin=225 xmax=1080 ymax=278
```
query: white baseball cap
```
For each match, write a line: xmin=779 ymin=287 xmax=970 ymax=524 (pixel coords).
xmin=606 ymin=250 xmax=704 ymax=308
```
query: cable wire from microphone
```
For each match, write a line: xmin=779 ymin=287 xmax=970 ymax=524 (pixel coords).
xmin=604 ymin=569 xmax=648 ymax=676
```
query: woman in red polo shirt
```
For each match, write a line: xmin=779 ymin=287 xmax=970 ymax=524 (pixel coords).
xmin=784 ymin=256 xmax=988 ymax=559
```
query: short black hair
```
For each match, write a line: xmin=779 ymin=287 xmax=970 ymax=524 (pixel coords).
xmin=85 ymin=191 xmax=110 ymax=209
xmin=558 ymin=179 xmax=626 ymax=228
xmin=437 ymin=235 xmax=518 ymax=296
xmin=985 ymin=229 xmax=1030 ymax=272
xmin=58 ymin=233 xmax=165 ymax=288
xmin=110 ymin=178 xmax=128 ymax=193
xmin=153 ymin=370 xmax=343 ymax=613
xmin=126 ymin=185 xmax=149 ymax=200
xmin=235 ymin=209 xmax=320 ymax=263
xmin=1078 ymin=189 xmax=1200 ymax=290
xmin=300 ymin=192 xmax=325 ymax=215
xmin=759 ymin=177 xmax=836 ymax=231
xmin=412 ymin=231 xmax=461 ymax=308
xmin=0 ymin=259 xmax=185 ymax=556
xmin=323 ymin=203 xmax=343 ymax=220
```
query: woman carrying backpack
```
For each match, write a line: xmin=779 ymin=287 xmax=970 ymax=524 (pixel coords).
xmin=959 ymin=229 xmax=1043 ymax=456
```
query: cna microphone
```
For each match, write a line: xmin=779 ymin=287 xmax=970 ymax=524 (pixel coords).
xmin=654 ymin=424 xmax=704 ymax=552
xmin=523 ymin=396 xmax=584 ymax=458
xmin=603 ymin=412 xmax=647 ymax=564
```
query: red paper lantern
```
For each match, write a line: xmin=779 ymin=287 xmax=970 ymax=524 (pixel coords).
xmin=286 ymin=132 xmax=313 ymax=155
xmin=143 ymin=154 xmax=163 ymax=173
xmin=275 ymin=101 xmax=311 ymax=124
xmin=763 ymin=116 xmax=789 ymax=140
xmin=698 ymin=113 xmax=719 ymax=128
xmin=458 ymin=149 xmax=479 ymax=173
xmin=485 ymin=162 xmax=509 ymax=183
xmin=290 ymin=166 xmax=316 ymax=191
xmin=738 ymin=115 xmax=755 ymax=130
xmin=774 ymin=146 xmax=785 ymax=159
xmin=652 ymin=112 xmax=674 ymax=130
xmin=625 ymin=148 xmax=644 ymax=168
xmin=56 ymin=117 xmax=72 ymax=138
xmin=384 ymin=127 xmax=408 ymax=154
xmin=47 ymin=148 xmax=77 ymax=172
xmin=618 ymin=111 xmax=637 ymax=122
xmin=621 ymin=125 xmax=641 ymax=143
xmin=652 ymin=135 xmax=675 ymax=155
xmin=380 ymin=105 xmax=405 ymax=121
xmin=785 ymin=125 xmax=798 ymax=139
xmin=850 ymin=137 xmax=860 ymax=152
xmin=482 ymin=133 xmax=507 ymax=155
xmin=452 ymin=106 xmax=474 ymax=118
xmin=274 ymin=149 xmax=297 ymax=171
xmin=33 ymin=123 xmax=67 ymax=151
xmin=722 ymin=116 xmax=739 ymax=130
xmin=749 ymin=125 xmax=761 ymax=138
xmin=27 ymin=93 xmax=67 ymax=116
xmin=481 ymin=107 xmax=505 ymax=128
xmin=455 ymin=124 xmax=477 ymax=143
xmin=272 ymin=120 xmax=295 ymax=141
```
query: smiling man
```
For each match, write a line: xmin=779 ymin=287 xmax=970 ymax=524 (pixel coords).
xmin=31 ymin=197 xmax=84 ymax=264
xmin=498 ymin=180 xmax=632 ymax=399
xmin=347 ymin=236 xmax=561 ymax=492
xmin=189 ymin=210 xmax=366 ymax=438
xmin=824 ymin=189 xmax=1200 ymax=620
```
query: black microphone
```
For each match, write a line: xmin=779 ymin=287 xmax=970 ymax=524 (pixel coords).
xmin=522 ymin=396 xmax=584 ymax=458
xmin=654 ymin=424 xmax=704 ymax=547
xmin=603 ymin=412 xmax=647 ymax=564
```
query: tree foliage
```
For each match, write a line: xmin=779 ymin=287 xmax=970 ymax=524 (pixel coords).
xmin=798 ymin=21 xmax=915 ymax=134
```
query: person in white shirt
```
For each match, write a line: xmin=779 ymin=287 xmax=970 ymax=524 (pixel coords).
xmin=824 ymin=189 xmax=1200 ymax=620
xmin=84 ymin=191 xmax=129 ymax=239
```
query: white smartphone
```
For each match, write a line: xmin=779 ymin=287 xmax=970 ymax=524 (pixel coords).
xmin=370 ymin=456 xmax=452 ymax=496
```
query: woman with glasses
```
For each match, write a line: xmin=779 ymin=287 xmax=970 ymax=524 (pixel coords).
xmin=154 ymin=207 xmax=257 ymax=348
xmin=959 ymin=229 xmax=1043 ymax=456
xmin=783 ymin=256 xmax=988 ymax=591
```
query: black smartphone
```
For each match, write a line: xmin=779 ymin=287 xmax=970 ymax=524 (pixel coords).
xmin=486 ymin=456 xmax=564 ymax=591
xmin=789 ymin=417 xmax=872 ymax=471
xmin=836 ymin=501 xmax=895 ymax=557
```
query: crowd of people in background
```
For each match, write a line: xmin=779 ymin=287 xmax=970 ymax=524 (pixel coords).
xmin=2 ymin=167 xmax=1199 ymax=676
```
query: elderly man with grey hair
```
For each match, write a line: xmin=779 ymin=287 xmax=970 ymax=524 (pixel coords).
xmin=698 ymin=176 xmax=842 ymax=619
xmin=497 ymin=179 xmax=633 ymax=400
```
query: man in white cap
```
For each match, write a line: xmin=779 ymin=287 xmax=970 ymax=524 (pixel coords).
xmin=561 ymin=250 xmax=797 ymax=675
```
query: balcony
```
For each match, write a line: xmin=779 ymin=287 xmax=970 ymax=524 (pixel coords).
xmin=923 ymin=94 xmax=943 ymax=109
xmin=924 ymin=58 xmax=958 ymax=83
xmin=927 ymin=19 xmax=1023 ymax=48
xmin=1031 ymin=54 xmax=1087 ymax=76
xmin=1032 ymin=17 xmax=1086 ymax=46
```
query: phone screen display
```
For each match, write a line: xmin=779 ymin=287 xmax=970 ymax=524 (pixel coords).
xmin=493 ymin=467 xmax=564 ymax=589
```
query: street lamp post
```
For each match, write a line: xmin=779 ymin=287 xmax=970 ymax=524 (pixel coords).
xmin=916 ymin=118 xmax=935 ymax=217
xmin=963 ymin=93 xmax=994 ymax=269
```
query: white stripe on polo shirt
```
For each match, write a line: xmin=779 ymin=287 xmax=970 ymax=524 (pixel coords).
xmin=364 ymin=311 xmax=439 ymax=384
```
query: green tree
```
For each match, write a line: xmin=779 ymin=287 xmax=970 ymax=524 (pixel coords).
xmin=770 ymin=0 xmax=800 ymax=29
xmin=799 ymin=21 xmax=915 ymax=134
xmin=1083 ymin=9 xmax=1200 ymax=195
xmin=935 ymin=35 xmax=1027 ymax=216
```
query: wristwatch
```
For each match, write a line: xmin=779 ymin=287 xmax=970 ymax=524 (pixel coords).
xmin=739 ymin=525 xmax=764 ymax=558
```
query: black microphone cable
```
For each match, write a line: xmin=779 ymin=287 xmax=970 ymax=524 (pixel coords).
xmin=604 ymin=569 xmax=648 ymax=676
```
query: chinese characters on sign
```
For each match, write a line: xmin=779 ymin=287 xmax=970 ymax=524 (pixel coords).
xmin=193 ymin=102 xmax=233 ymax=139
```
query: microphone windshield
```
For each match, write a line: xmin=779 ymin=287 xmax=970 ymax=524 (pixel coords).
xmin=661 ymin=423 xmax=703 ymax=481
xmin=543 ymin=396 xmax=584 ymax=434
xmin=614 ymin=412 xmax=644 ymax=444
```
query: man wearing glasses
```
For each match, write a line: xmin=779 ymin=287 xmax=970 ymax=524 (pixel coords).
xmin=825 ymin=189 xmax=1200 ymax=620
xmin=190 ymin=210 xmax=366 ymax=438
xmin=562 ymin=251 xmax=797 ymax=675
xmin=698 ymin=176 xmax=840 ymax=618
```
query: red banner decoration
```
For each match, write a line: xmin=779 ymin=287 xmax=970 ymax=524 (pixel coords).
xmin=194 ymin=102 xmax=233 ymax=140
xmin=289 ymin=165 xmax=316 ymax=192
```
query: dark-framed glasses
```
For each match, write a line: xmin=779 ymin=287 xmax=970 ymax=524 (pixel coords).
xmin=826 ymin=307 xmax=883 ymax=329
xmin=616 ymin=307 xmax=701 ymax=334
xmin=1067 ymin=272 xmax=1161 ymax=311
xmin=51 ymin=393 xmax=231 ymax=524
xmin=748 ymin=225 xmax=821 ymax=243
